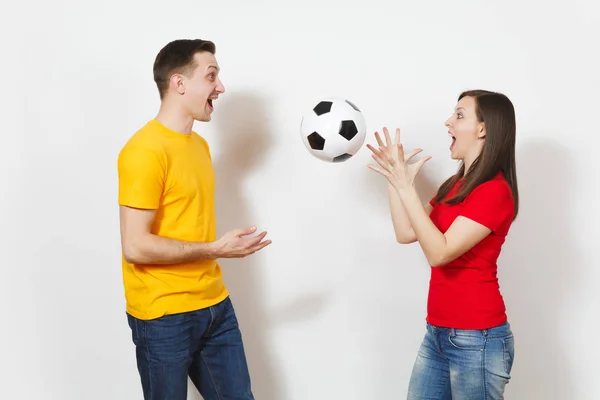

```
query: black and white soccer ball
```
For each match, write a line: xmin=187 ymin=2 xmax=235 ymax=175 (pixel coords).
xmin=300 ymin=97 xmax=367 ymax=163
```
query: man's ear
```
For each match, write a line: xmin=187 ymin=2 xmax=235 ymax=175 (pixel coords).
xmin=170 ymin=73 xmax=186 ymax=95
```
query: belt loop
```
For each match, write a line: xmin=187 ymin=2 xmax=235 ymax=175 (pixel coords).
xmin=449 ymin=328 xmax=456 ymax=337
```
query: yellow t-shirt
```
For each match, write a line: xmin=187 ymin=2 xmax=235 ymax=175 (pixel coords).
xmin=117 ymin=119 xmax=228 ymax=320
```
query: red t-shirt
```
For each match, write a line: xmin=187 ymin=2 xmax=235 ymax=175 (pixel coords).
xmin=426 ymin=172 xmax=514 ymax=329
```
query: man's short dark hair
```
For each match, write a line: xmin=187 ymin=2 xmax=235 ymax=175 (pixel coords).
xmin=153 ymin=39 xmax=216 ymax=99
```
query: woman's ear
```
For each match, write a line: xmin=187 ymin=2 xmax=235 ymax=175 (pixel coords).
xmin=478 ymin=122 xmax=486 ymax=139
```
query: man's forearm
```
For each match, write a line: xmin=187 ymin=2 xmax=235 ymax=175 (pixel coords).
xmin=124 ymin=233 xmax=218 ymax=265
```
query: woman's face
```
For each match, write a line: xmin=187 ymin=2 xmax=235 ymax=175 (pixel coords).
xmin=445 ymin=96 xmax=486 ymax=162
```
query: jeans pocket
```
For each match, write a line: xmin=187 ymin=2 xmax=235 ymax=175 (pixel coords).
xmin=503 ymin=335 xmax=515 ymax=375
xmin=127 ymin=313 xmax=145 ymax=345
xmin=447 ymin=332 xmax=485 ymax=351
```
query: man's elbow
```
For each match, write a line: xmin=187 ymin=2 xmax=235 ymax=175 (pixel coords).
xmin=123 ymin=247 xmax=142 ymax=264
xmin=122 ymin=237 xmax=147 ymax=264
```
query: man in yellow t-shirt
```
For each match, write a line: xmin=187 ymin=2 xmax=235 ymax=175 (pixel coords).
xmin=117 ymin=39 xmax=271 ymax=400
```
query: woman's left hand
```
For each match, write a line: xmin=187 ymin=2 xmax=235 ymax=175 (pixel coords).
xmin=366 ymin=127 xmax=431 ymax=191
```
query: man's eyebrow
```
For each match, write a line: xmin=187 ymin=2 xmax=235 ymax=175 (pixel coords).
xmin=207 ymin=65 xmax=220 ymax=71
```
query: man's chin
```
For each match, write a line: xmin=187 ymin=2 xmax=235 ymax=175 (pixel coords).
xmin=194 ymin=114 xmax=211 ymax=123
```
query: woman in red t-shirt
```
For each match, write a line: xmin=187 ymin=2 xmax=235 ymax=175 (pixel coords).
xmin=367 ymin=90 xmax=518 ymax=399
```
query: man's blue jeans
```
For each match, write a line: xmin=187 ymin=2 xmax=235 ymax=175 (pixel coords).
xmin=407 ymin=322 xmax=515 ymax=399
xmin=126 ymin=296 xmax=253 ymax=400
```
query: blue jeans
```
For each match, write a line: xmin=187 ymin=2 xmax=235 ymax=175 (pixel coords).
xmin=126 ymin=296 xmax=253 ymax=400
xmin=407 ymin=322 xmax=515 ymax=399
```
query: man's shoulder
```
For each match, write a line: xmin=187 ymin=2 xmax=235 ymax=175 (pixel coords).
xmin=191 ymin=131 xmax=212 ymax=156
xmin=191 ymin=131 xmax=209 ymax=145
xmin=120 ymin=122 xmax=165 ymax=153
xmin=118 ymin=122 xmax=168 ymax=169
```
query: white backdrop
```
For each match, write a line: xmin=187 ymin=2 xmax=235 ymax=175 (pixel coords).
xmin=2 ymin=0 xmax=599 ymax=399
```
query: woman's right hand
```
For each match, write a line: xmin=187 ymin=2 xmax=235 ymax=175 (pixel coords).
xmin=366 ymin=127 xmax=428 ymax=190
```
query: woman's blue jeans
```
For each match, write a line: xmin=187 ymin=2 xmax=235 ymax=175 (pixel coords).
xmin=407 ymin=321 xmax=515 ymax=399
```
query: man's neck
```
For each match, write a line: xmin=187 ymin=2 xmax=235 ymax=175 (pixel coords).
xmin=155 ymin=101 xmax=194 ymax=135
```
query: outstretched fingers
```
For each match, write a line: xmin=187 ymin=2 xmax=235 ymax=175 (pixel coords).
xmin=367 ymin=162 xmax=392 ymax=179
xmin=412 ymin=155 xmax=433 ymax=175
xmin=247 ymin=231 xmax=268 ymax=245
xmin=369 ymin=148 xmax=392 ymax=170
xmin=231 ymin=226 xmax=257 ymax=237
xmin=243 ymin=231 xmax=271 ymax=255
xmin=383 ymin=127 xmax=393 ymax=147
xmin=404 ymin=147 xmax=423 ymax=162
xmin=374 ymin=131 xmax=385 ymax=148
xmin=366 ymin=143 xmax=385 ymax=160
xmin=248 ymin=239 xmax=272 ymax=254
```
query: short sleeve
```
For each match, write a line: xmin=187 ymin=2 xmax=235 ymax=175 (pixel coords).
xmin=459 ymin=180 xmax=513 ymax=232
xmin=198 ymin=135 xmax=212 ymax=160
xmin=117 ymin=145 xmax=165 ymax=209
xmin=429 ymin=195 xmax=437 ymax=206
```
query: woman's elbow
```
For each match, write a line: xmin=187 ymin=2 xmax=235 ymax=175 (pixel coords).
xmin=396 ymin=234 xmax=417 ymax=244
xmin=429 ymin=253 xmax=457 ymax=267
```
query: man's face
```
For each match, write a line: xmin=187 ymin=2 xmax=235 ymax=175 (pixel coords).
xmin=177 ymin=52 xmax=225 ymax=122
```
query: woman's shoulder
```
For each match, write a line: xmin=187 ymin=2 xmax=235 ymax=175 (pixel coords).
xmin=468 ymin=172 xmax=513 ymax=199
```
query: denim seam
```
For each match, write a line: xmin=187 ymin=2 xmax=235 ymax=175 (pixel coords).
xmin=502 ymin=338 xmax=511 ymax=376
xmin=140 ymin=320 xmax=154 ymax=400
xmin=482 ymin=336 xmax=488 ymax=400
xmin=207 ymin=306 xmax=216 ymax=334
xmin=201 ymin=350 xmax=223 ymax=400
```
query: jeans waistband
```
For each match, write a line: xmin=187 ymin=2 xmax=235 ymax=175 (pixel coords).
xmin=426 ymin=321 xmax=512 ymax=338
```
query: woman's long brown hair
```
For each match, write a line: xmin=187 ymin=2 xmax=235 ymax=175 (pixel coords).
xmin=433 ymin=90 xmax=519 ymax=219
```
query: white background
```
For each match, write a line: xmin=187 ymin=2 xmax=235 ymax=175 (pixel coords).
xmin=2 ymin=0 xmax=599 ymax=399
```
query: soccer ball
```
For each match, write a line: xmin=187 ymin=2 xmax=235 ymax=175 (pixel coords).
xmin=300 ymin=97 xmax=367 ymax=163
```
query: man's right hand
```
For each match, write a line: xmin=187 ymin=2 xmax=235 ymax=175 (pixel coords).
xmin=211 ymin=226 xmax=272 ymax=259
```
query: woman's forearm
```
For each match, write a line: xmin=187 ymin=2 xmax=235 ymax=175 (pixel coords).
xmin=397 ymin=186 xmax=448 ymax=265
xmin=387 ymin=183 xmax=417 ymax=243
